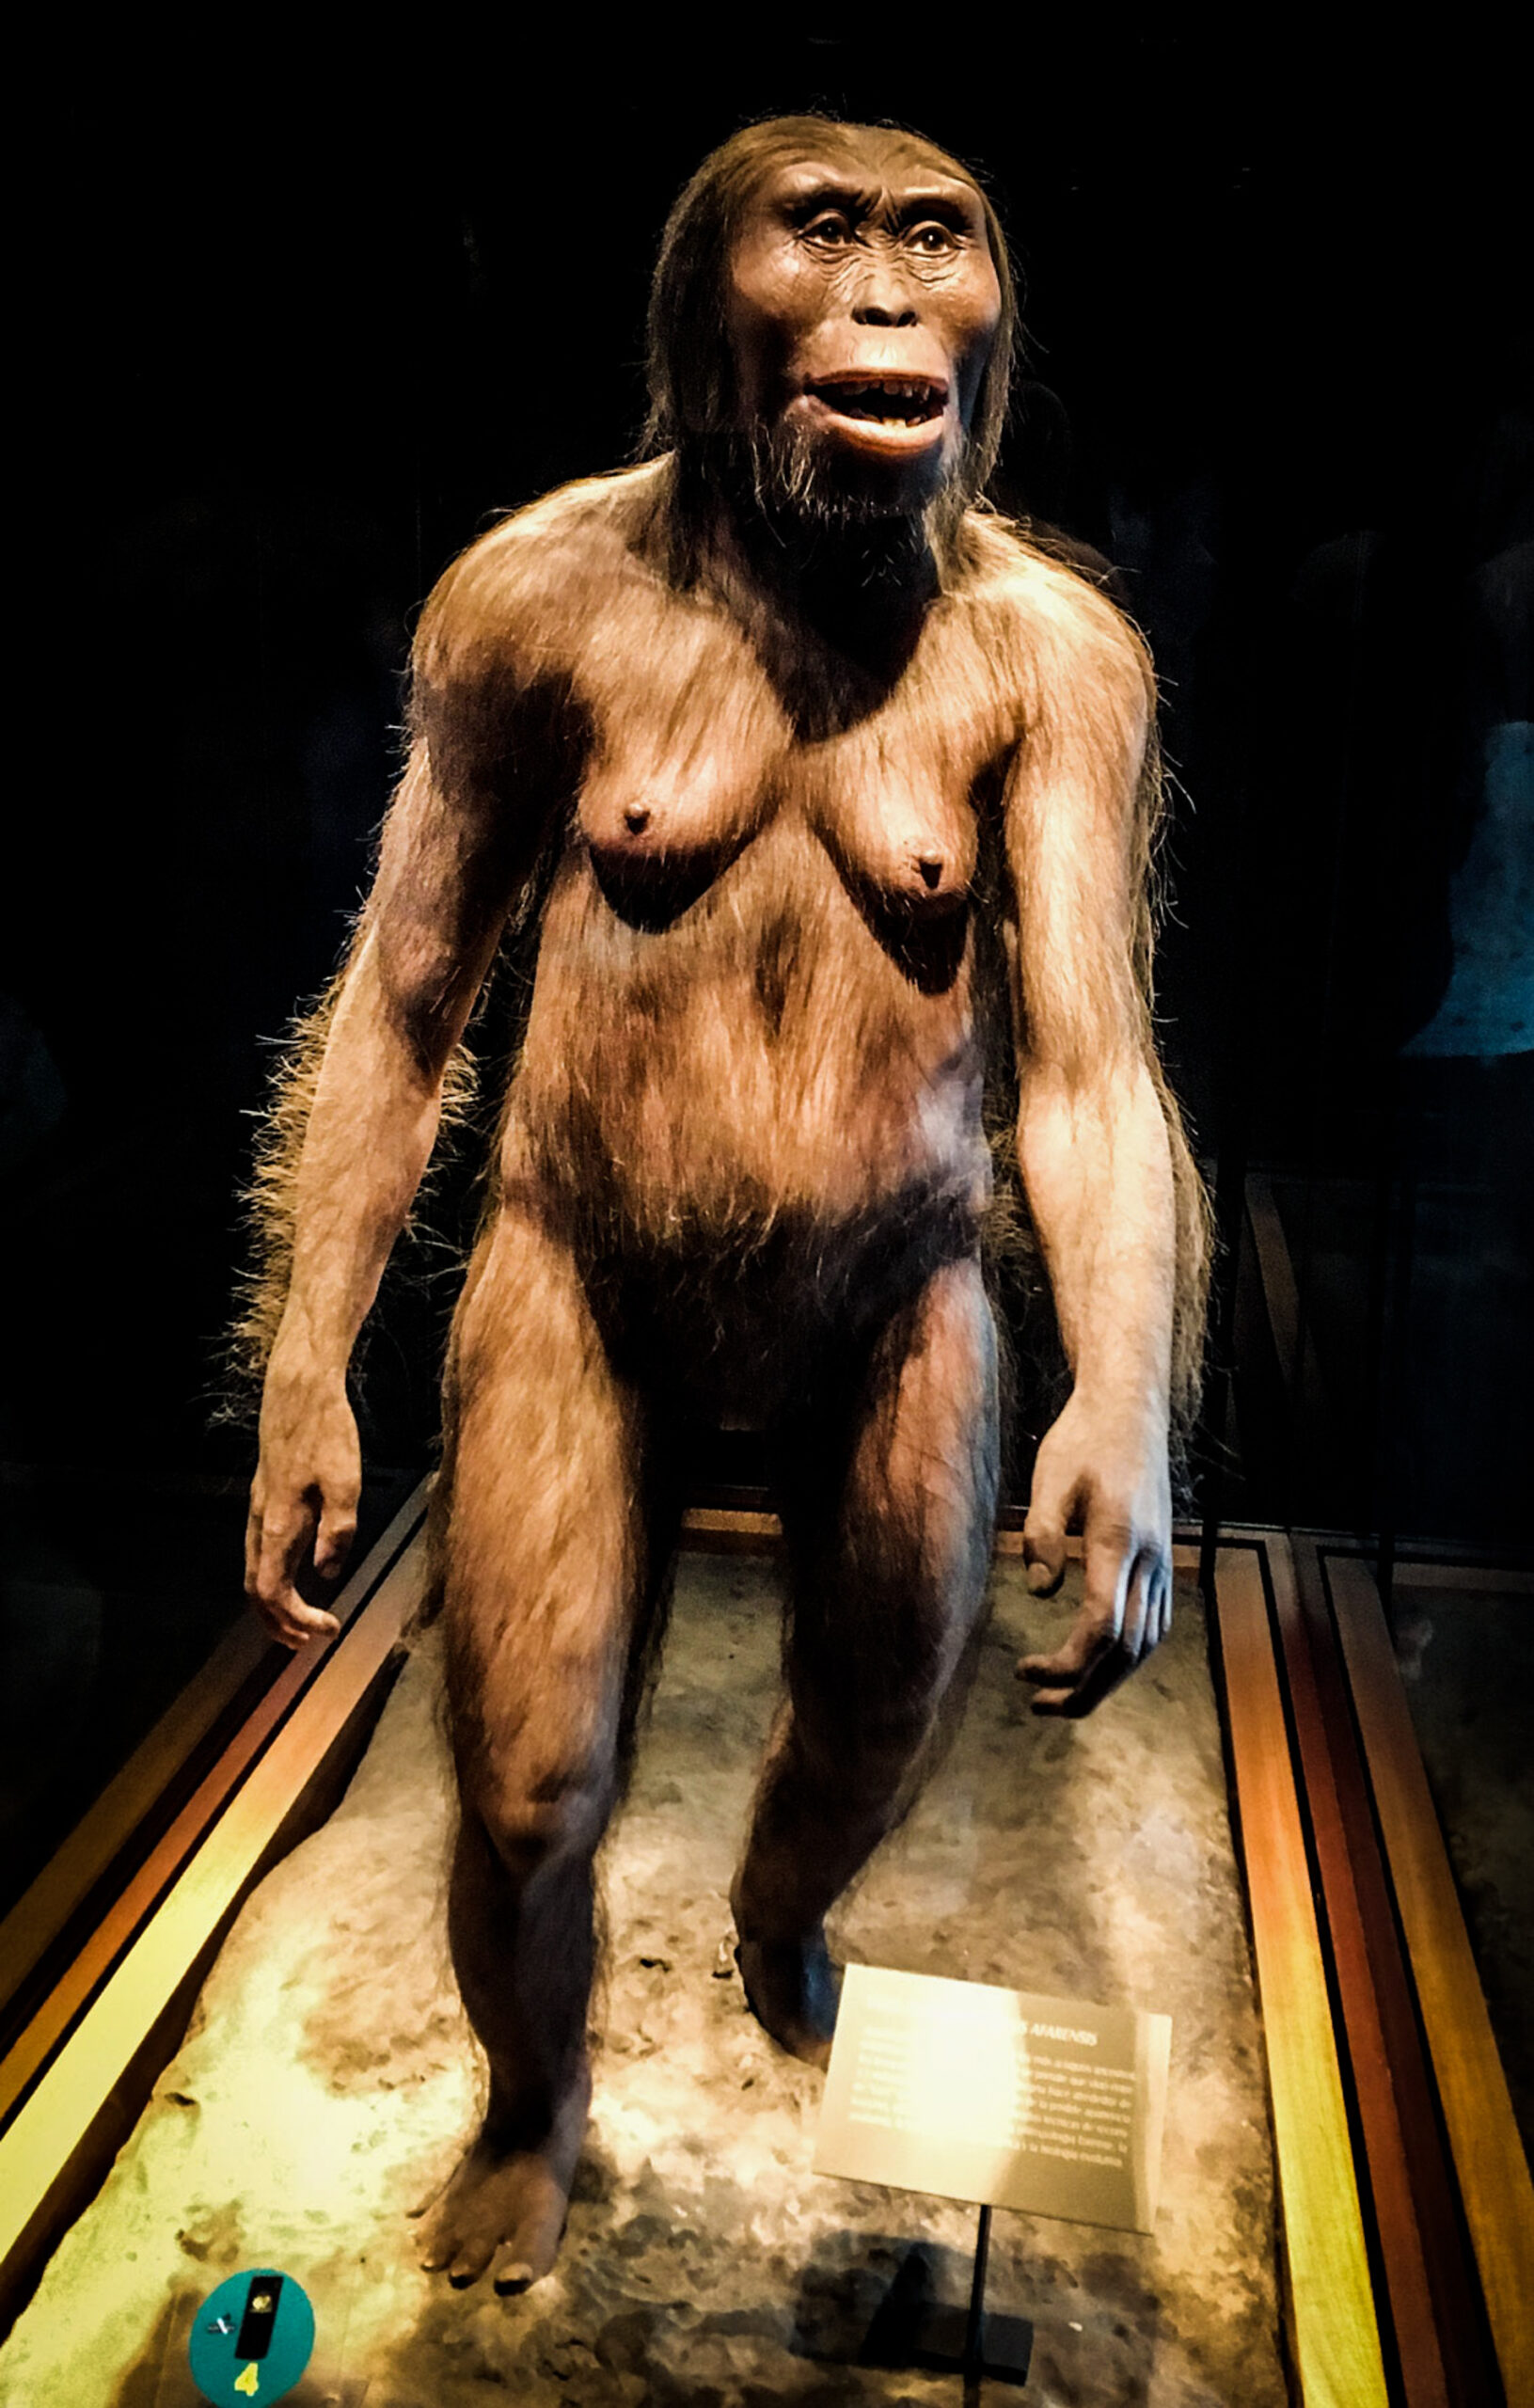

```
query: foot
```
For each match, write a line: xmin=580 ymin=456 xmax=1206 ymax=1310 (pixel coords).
xmin=413 ymin=2062 xmax=591 ymax=2292
xmin=735 ymin=1929 xmax=842 ymax=2067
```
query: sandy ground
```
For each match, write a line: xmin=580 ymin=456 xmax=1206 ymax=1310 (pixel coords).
xmin=0 ymin=1553 xmax=1287 ymax=2407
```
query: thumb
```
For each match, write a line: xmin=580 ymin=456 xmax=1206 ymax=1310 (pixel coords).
xmin=1022 ymin=1458 xmax=1074 ymax=1597
xmin=314 ymin=1486 xmax=358 ymax=1580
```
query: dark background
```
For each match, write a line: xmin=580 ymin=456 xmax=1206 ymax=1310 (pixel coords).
xmin=3 ymin=30 xmax=1529 ymax=1888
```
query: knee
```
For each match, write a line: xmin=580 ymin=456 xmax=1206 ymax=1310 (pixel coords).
xmin=470 ymin=1756 xmax=614 ymax=1885
xmin=847 ymin=1712 xmax=931 ymax=1803
xmin=795 ymin=1688 xmax=930 ymax=1804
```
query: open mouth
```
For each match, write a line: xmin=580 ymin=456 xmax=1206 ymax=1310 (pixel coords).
xmin=806 ymin=375 xmax=947 ymax=428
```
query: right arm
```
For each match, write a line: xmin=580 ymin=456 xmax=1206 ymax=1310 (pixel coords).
xmin=245 ymin=559 xmax=552 ymax=1644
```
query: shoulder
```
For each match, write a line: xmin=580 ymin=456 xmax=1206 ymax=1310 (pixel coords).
xmin=953 ymin=510 xmax=1154 ymax=729
xmin=414 ymin=462 xmax=668 ymax=690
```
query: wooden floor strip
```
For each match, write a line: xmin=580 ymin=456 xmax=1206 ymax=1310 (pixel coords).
xmin=1266 ymin=1535 xmax=1452 ymax=2406
xmin=1329 ymin=1552 xmax=1534 ymax=2402
xmin=0 ymin=1530 xmax=426 ymax=2308
xmin=1387 ymin=1560 xmax=1534 ymax=1596
xmin=0 ymin=1485 xmax=428 ymax=2136
xmin=0 ymin=1613 xmax=272 ymax=2020
xmin=682 ymin=1505 xmax=1199 ymax=1573
xmin=1213 ymin=1546 xmax=1388 ymax=2408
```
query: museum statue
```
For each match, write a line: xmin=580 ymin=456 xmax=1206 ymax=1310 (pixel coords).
xmin=240 ymin=115 xmax=1209 ymax=2292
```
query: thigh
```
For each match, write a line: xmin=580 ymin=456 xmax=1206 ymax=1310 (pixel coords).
xmin=436 ymin=1198 xmax=672 ymax=1838
xmin=776 ymin=1252 xmax=1000 ymax=1747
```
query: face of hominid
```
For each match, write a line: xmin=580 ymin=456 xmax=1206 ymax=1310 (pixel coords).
xmin=723 ymin=131 xmax=1003 ymax=518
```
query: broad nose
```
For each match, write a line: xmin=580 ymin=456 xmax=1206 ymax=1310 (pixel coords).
xmin=850 ymin=250 xmax=918 ymax=328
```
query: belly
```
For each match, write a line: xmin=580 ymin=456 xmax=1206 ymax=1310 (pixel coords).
xmin=506 ymin=819 xmax=990 ymax=1250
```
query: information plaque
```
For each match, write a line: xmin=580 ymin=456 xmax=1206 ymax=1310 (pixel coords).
xmin=814 ymin=1965 xmax=1171 ymax=2234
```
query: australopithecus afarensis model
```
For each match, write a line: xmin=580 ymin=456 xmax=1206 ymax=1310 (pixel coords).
xmin=242 ymin=116 xmax=1209 ymax=2292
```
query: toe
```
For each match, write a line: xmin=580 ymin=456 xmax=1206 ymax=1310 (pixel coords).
xmin=448 ymin=2240 xmax=495 ymax=2288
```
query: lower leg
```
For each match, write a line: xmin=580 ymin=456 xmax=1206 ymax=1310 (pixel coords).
xmin=415 ymin=1201 xmax=658 ymax=2289
xmin=735 ymin=1258 xmax=999 ymax=2063
xmin=418 ymin=1798 xmax=606 ymax=2289
xmin=730 ymin=1701 xmax=924 ymax=2065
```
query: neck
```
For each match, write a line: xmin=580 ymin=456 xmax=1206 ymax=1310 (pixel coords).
xmin=742 ymin=500 xmax=938 ymax=652
xmin=673 ymin=436 xmax=957 ymax=664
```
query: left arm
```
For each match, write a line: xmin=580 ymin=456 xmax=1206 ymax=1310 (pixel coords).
xmin=1003 ymin=581 xmax=1177 ymax=1714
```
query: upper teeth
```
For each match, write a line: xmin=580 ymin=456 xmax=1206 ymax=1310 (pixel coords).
xmin=820 ymin=379 xmax=941 ymax=421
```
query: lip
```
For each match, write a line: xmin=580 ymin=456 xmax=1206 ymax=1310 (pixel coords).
xmin=796 ymin=372 xmax=952 ymax=455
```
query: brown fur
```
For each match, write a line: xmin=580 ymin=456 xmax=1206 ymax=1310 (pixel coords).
xmin=232 ymin=117 xmax=1205 ymax=1450
xmin=222 ymin=942 xmax=482 ymax=1422
xmin=241 ymin=116 xmax=1210 ymax=2294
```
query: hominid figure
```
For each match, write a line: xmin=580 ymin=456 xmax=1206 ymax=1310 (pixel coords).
xmin=244 ymin=117 xmax=1207 ymax=2292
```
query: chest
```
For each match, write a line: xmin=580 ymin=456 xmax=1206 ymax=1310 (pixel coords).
xmin=567 ymin=591 xmax=1017 ymax=922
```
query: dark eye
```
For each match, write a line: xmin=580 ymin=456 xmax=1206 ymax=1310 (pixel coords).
xmin=802 ymin=212 xmax=854 ymax=248
xmin=909 ymin=221 xmax=960 ymax=256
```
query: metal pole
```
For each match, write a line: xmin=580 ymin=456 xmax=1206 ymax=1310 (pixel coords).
xmin=963 ymin=2203 xmax=992 ymax=2373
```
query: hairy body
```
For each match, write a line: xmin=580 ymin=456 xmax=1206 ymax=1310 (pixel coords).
xmin=245 ymin=119 xmax=1205 ymax=2294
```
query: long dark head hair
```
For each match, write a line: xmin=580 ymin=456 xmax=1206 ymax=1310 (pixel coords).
xmin=642 ymin=114 xmax=1019 ymax=506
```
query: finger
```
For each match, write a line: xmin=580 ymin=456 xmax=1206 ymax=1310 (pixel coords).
xmin=1152 ymin=1564 xmax=1174 ymax=1649
xmin=279 ymin=1598 xmax=342 ymax=1648
xmin=1018 ymin=1601 xmax=1117 ymax=1689
xmin=1021 ymin=1465 xmax=1076 ymax=1598
xmin=1028 ymin=1654 xmax=1139 ymax=1717
xmin=1082 ymin=1512 xmax=1133 ymax=1640
xmin=1026 ymin=1623 xmax=1137 ymax=1715
xmin=1022 ymin=1524 xmax=1143 ymax=1715
xmin=253 ymin=1509 xmax=308 ymax=1616
xmin=1029 ymin=1552 xmax=1169 ymax=1717
xmin=1019 ymin=1513 xmax=1131 ymax=1682
xmin=314 ymin=1490 xmax=359 ymax=1580
xmin=1118 ymin=1548 xmax=1154 ymax=1667
xmin=251 ymin=1509 xmax=340 ymax=1650
xmin=1136 ymin=1557 xmax=1171 ymax=1656
xmin=251 ymin=1586 xmax=341 ymax=1650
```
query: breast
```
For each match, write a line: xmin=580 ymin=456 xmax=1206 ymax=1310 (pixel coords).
xmin=574 ymin=604 xmax=788 ymax=928
xmin=791 ymin=751 xmax=979 ymax=1002
xmin=577 ymin=745 xmax=774 ymax=927
xmin=809 ymin=771 xmax=978 ymax=915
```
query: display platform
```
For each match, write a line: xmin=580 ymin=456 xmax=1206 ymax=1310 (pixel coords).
xmin=1389 ymin=1566 xmax=1534 ymax=2157
xmin=0 ymin=1548 xmax=1288 ymax=2406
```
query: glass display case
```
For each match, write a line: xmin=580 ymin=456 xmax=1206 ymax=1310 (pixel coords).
xmin=2 ymin=36 xmax=1527 ymax=2405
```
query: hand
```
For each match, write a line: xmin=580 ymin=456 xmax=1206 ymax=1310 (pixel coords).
xmin=244 ymin=1350 xmax=361 ymax=1649
xmin=1017 ymin=1389 xmax=1172 ymax=1717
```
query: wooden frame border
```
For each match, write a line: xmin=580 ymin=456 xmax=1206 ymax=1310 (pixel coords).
xmin=0 ymin=1614 xmax=273 ymax=2030
xmin=0 ymin=1483 xmax=425 ymax=2046
xmin=2 ymin=1507 xmax=1400 ymax=2402
xmin=1327 ymin=1551 xmax=1534 ymax=2402
xmin=680 ymin=1508 xmax=1206 ymax=1564
xmin=0 ymin=1494 xmax=429 ymax=2335
xmin=1210 ymin=1542 xmax=1390 ymax=2408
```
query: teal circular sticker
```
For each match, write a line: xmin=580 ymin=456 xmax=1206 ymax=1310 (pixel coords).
xmin=188 ymin=2269 xmax=314 ymax=2405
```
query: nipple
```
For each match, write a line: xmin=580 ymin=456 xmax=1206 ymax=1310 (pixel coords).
xmin=916 ymin=851 xmax=943 ymax=891
xmin=625 ymin=804 xmax=652 ymax=834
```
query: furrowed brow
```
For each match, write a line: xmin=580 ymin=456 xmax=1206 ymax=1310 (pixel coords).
xmin=893 ymin=186 xmax=985 ymax=232
xmin=783 ymin=178 xmax=880 ymax=224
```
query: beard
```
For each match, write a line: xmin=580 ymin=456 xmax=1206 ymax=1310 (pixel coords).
xmin=683 ymin=417 xmax=974 ymax=596
xmin=657 ymin=418 xmax=980 ymax=626
xmin=746 ymin=416 xmax=918 ymax=527
xmin=746 ymin=415 xmax=973 ymax=546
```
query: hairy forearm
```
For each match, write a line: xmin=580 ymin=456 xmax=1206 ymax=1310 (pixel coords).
xmin=270 ymin=934 xmax=450 ymax=1384
xmin=1017 ymin=1054 xmax=1176 ymax=1428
